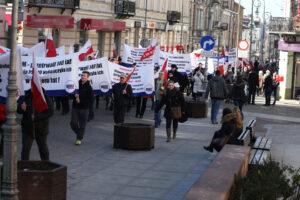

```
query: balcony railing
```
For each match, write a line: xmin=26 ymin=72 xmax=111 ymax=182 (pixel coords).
xmin=269 ymin=17 xmax=294 ymax=33
xmin=28 ymin=0 xmax=79 ymax=9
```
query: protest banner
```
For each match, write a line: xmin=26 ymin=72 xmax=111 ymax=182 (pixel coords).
xmin=157 ymin=50 xmax=192 ymax=75
xmin=21 ymin=53 xmax=79 ymax=96
xmin=78 ymin=57 xmax=112 ymax=94
xmin=108 ymin=62 xmax=154 ymax=97
xmin=122 ymin=44 xmax=156 ymax=67
xmin=0 ymin=53 xmax=10 ymax=104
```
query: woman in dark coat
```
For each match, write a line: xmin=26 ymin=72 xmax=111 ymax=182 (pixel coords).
xmin=228 ymin=107 xmax=243 ymax=145
xmin=155 ymin=81 xmax=185 ymax=142
xmin=232 ymin=74 xmax=247 ymax=117
xmin=203 ymin=108 xmax=236 ymax=152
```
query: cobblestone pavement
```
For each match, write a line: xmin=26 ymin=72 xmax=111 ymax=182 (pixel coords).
xmin=19 ymin=95 xmax=300 ymax=199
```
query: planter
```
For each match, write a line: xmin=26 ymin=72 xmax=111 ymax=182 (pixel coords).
xmin=186 ymin=101 xmax=208 ymax=118
xmin=114 ymin=123 xmax=155 ymax=150
xmin=18 ymin=161 xmax=67 ymax=200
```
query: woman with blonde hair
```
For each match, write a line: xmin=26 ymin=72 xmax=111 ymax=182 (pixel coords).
xmin=228 ymin=107 xmax=243 ymax=144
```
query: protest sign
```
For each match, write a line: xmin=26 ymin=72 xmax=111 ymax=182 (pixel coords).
xmin=78 ymin=57 xmax=112 ymax=94
xmin=21 ymin=53 xmax=79 ymax=96
xmin=108 ymin=62 xmax=154 ymax=97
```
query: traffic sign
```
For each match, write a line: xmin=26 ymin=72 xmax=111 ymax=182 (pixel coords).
xmin=202 ymin=50 xmax=217 ymax=57
xmin=200 ymin=36 xmax=215 ymax=51
xmin=238 ymin=40 xmax=249 ymax=51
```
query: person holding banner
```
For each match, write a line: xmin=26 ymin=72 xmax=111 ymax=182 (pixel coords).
xmin=17 ymin=85 xmax=54 ymax=160
xmin=70 ymin=71 xmax=94 ymax=145
xmin=154 ymin=71 xmax=168 ymax=128
xmin=112 ymin=74 xmax=133 ymax=124
xmin=155 ymin=81 xmax=185 ymax=142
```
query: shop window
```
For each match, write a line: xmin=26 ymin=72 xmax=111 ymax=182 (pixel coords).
xmin=79 ymin=30 xmax=86 ymax=47
xmin=114 ymin=31 xmax=121 ymax=58
xmin=38 ymin=28 xmax=46 ymax=43
xmin=125 ymin=29 xmax=130 ymax=45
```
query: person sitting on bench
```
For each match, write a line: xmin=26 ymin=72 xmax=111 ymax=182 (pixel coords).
xmin=228 ymin=107 xmax=243 ymax=145
xmin=203 ymin=108 xmax=236 ymax=152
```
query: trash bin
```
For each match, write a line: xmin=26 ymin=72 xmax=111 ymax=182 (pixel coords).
xmin=114 ymin=123 xmax=155 ymax=150
xmin=18 ymin=160 xmax=67 ymax=200
xmin=186 ymin=100 xmax=208 ymax=118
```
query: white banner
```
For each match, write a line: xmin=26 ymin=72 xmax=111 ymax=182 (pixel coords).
xmin=78 ymin=57 xmax=112 ymax=94
xmin=108 ymin=62 xmax=154 ymax=97
xmin=157 ymin=50 xmax=192 ymax=75
xmin=21 ymin=53 xmax=79 ymax=96
xmin=0 ymin=54 xmax=10 ymax=103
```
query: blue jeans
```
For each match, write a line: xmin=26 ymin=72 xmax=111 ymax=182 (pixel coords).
xmin=211 ymin=99 xmax=222 ymax=123
xmin=272 ymin=88 xmax=278 ymax=104
xmin=70 ymin=108 xmax=88 ymax=140
xmin=154 ymin=100 xmax=161 ymax=126
xmin=166 ymin=117 xmax=178 ymax=130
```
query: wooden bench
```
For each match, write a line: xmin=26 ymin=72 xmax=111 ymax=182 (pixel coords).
xmin=252 ymin=136 xmax=272 ymax=150
xmin=248 ymin=149 xmax=270 ymax=166
xmin=237 ymin=129 xmax=251 ymax=146
xmin=183 ymin=145 xmax=251 ymax=200
xmin=246 ymin=119 xmax=256 ymax=140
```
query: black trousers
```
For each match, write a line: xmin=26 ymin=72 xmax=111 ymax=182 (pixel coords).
xmin=55 ymin=96 xmax=69 ymax=113
xmin=21 ymin=132 xmax=49 ymax=161
xmin=113 ymin=105 xmax=127 ymax=124
xmin=136 ymin=97 xmax=148 ymax=116
xmin=248 ymin=87 xmax=256 ymax=104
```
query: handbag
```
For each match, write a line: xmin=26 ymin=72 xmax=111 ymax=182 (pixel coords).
xmin=170 ymin=106 xmax=182 ymax=119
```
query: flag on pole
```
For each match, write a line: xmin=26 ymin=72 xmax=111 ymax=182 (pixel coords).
xmin=125 ymin=65 xmax=137 ymax=82
xmin=161 ymin=58 xmax=169 ymax=81
xmin=222 ymin=46 xmax=227 ymax=57
xmin=31 ymin=54 xmax=48 ymax=112
xmin=45 ymin=31 xmax=57 ymax=57
xmin=16 ymin=48 xmax=25 ymax=98
xmin=79 ymin=39 xmax=94 ymax=61
xmin=140 ymin=38 xmax=157 ymax=61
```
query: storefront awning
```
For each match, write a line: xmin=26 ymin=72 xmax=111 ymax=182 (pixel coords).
xmin=278 ymin=40 xmax=300 ymax=53
xmin=80 ymin=19 xmax=126 ymax=31
xmin=26 ymin=15 xmax=74 ymax=29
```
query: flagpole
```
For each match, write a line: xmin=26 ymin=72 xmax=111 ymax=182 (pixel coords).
xmin=1 ymin=0 xmax=20 ymax=199
xmin=234 ymin=0 xmax=241 ymax=77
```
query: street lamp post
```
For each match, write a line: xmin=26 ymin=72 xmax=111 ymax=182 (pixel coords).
xmin=234 ymin=0 xmax=241 ymax=77
xmin=249 ymin=0 xmax=254 ymax=61
xmin=1 ymin=0 xmax=20 ymax=199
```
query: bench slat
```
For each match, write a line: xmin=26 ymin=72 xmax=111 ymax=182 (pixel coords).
xmin=253 ymin=137 xmax=272 ymax=150
xmin=259 ymin=151 xmax=270 ymax=165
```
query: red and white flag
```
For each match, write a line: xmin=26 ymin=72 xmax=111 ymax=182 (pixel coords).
xmin=161 ymin=58 xmax=169 ymax=81
xmin=79 ymin=39 xmax=94 ymax=61
xmin=222 ymin=46 xmax=227 ymax=57
xmin=31 ymin=54 xmax=48 ymax=113
xmin=140 ymin=38 xmax=157 ymax=61
xmin=125 ymin=65 xmax=137 ymax=82
xmin=45 ymin=31 xmax=57 ymax=57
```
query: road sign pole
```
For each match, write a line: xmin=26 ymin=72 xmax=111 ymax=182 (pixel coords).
xmin=235 ymin=0 xmax=241 ymax=77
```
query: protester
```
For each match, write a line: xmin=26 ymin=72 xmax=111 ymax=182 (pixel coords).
xmin=70 ymin=71 xmax=94 ymax=145
xmin=222 ymin=71 xmax=232 ymax=103
xmin=232 ymin=74 xmax=247 ymax=116
xmin=248 ymin=68 xmax=259 ymax=105
xmin=112 ymin=74 xmax=133 ymax=124
xmin=242 ymin=67 xmax=249 ymax=82
xmin=154 ymin=71 xmax=168 ymax=128
xmin=135 ymin=97 xmax=148 ymax=118
xmin=272 ymin=72 xmax=280 ymax=105
xmin=17 ymin=85 xmax=54 ymax=160
xmin=263 ymin=70 xmax=273 ymax=106
xmin=205 ymin=70 xmax=227 ymax=124
xmin=257 ymin=70 xmax=264 ymax=96
xmin=155 ymin=81 xmax=185 ymax=142
xmin=168 ymin=71 xmax=180 ymax=88
xmin=170 ymin=64 xmax=182 ymax=88
xmin=191 ymin=68 xmax=204 ymax=101
xmin=203 ymin=108 xmax=235 ymax=152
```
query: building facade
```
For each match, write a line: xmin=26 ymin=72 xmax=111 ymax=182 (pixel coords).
xmin=4 ymin=0 xmax=190 ymax=58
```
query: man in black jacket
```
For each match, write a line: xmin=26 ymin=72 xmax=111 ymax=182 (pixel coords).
xmin=17 ymin=87 xmax=53 ymax=160
xmin=70 ymin=71 xmax=94 ymax=145
xmin=112 ymin=74 xmax=133 ymax=124
xmin=248 ymin=68 xmax=259 ymax=104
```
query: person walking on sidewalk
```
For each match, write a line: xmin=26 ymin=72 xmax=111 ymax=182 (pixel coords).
xmin=248 ymin=68 xmax=259 ymax=104
xmin=205 ymin=70 xmax=228 ymax=124
xmin=154 ymin=71 xmax=168 ymax=128
xmin=70 ymin=71 xmax=94 ymax=145
xmin=232 ymin=74 xmax=247 ymax=117
xmin=17 ymin=87 xmax=53 ymax=160
xmin=263 ymin=70 xmax=273 ymax=106
xmin=272 ymin=72 xmax=280 ymax=105
xmin=155 ymin=81 xmax=185 ymax=142
xmin=112 ymin=74 xmax=133 ymax=124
